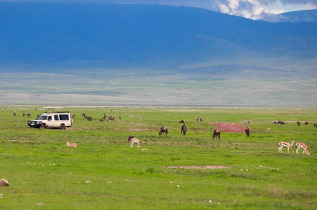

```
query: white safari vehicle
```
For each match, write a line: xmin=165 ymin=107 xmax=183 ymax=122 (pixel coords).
xmin=28 ymin=112 xmax=73 ymax=129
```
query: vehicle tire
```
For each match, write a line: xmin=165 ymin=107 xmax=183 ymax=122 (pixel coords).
xmin=60 ymin=124 xmax=66 ymax=130
xmin=39 ymin=124 xmax=45 ymax=129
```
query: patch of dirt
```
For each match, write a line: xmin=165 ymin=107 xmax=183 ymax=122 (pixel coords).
xmin=168 ymin=165 xmax=230 ymax=169
xmin=129 ymin=128 xmax=149 ymax=131
xmin=214 ymin=123 xmax=245 ymax=133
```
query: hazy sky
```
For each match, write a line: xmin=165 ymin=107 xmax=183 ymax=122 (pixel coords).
xmin=1 ymin=0 xmax=317 ymax=19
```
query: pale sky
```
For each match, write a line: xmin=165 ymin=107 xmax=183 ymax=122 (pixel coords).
xmin=1 ymin=0 xmax=317 ymax=19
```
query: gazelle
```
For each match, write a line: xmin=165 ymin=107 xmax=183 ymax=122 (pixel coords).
xmin=67 ymin=142 xmax=78 ymax=148
xmin=296 ymin=142 xmax=311 ymax=155
xmin=278 ymin=139 xmax=295 ymax=153
xmin=128 ymin=136 xmax=140 ymax=148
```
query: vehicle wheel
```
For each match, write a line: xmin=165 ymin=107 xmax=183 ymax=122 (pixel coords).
xmin=60 ymin=124 xmax=66 ymax=130
xmin=39 ymin=124 xmax=45 ymax=129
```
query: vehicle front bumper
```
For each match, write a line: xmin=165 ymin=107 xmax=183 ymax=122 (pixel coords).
xmin=28 ymin=121 xmax=43 ymax=128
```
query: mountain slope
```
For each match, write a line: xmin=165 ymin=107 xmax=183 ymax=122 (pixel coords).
xmin=262 ymin=9 xmax=317 ymax=23
xmin=0 ymin=3 xmax=317 ymax=69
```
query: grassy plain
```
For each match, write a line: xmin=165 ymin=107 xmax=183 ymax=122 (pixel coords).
xmin=0 ymin=106 xmax=316 ymax=209
xmin=1 ymin=63 xmax=317 ymax=106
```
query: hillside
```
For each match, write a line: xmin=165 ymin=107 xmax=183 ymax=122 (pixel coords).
xmin=262 ymin=9 xmax=317 ymax=23
xmin=0 ymin=2 xmax=317 ymax=69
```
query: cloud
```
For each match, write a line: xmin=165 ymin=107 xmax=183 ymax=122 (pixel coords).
xmin=259 ymin=0 xmax=317 ymax=4
xmin=216 ymin=0 xmax=291 ymax=20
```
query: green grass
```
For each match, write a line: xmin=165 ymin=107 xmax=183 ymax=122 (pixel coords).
xmin=0 ymin=106 xmax=316 ymax=209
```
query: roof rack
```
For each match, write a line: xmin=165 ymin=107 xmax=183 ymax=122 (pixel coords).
xmin=43 ymin=111 xmax=70 ymax=114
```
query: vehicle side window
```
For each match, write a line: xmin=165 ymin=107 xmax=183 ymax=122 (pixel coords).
xmin=54 ymin=115 xmax=59 ymax=120
xmin=48 ymin=116 xmax=52 ymax=121
xmin=60 ymin=114 xmax=69 ymax=121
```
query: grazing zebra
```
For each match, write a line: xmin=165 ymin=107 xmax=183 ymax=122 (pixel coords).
xmin=108 ymin=116 xmax=115 ymax=121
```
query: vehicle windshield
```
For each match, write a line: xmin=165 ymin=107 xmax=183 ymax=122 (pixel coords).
xmin=36 ymin=115 xmax=48 ymax=120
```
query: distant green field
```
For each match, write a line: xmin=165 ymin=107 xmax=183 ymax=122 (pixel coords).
xmin=0 ymin=106 xmax=316 ymax=209
xmin=1 ymin=61 xmax=317 ymax=107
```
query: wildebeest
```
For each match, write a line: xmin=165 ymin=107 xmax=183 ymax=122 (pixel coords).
xmin=27 ymin=113 xmax=31 ymax=117
xmin=179 ymin=120 xmax=185 ymax=124
xmin=277 ymin=121 xmax=285 ymax=125
xmin=245 ymin=127 xmax=250 ymax=137
xmin=23 ymin=112 xmax=25 ymax=117
xmin=128 ymin=136 xmax=140 ymax=148
xmin=304 ymin=121 xmax=309 ymax=125
xmin=297 ymin=121 xmax=301 ymax=126
xmin=82 ymin=113 xmax=86 ymax=117
xmin=119 ymin=116 xmax=121 ymax=120
xmin=87 ymin=116 xmax=92 ymax=121
xmin=213 ymin=128 xmax=221 ymax=139
xmin=314 ymin=123 xmax=317 ymax=128
xmin=71 ymin=114 xmax=75 ymax=118
xmin=200 ymin=118 xmax=203 ymax=122
xmin=13 ymin=111 xmax=16 ymax=116
xmin=181 ymin=124 xmax=187 ymax=135
xmin=159 ymin=126 xmax=168 ymax=136
xmin=194 ymin=118 xmax=198 ymax=121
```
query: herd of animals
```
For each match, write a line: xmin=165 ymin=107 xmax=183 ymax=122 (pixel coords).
xmin=82 ymin=113 xmax=315 ymax=155
xmin=1 ymin=108 xmax=315 ymax=187
xmin=10 ymin=110 xmax=317 ymax=155
xmin=279 ymin=140 xmax=310 ymax=155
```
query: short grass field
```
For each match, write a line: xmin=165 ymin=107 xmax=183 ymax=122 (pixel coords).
xmin=0 ymin=106 xmax=316 ymax=209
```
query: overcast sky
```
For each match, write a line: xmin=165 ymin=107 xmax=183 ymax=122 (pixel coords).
xmin=1 ymin=0 xmax=317 ymax=19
